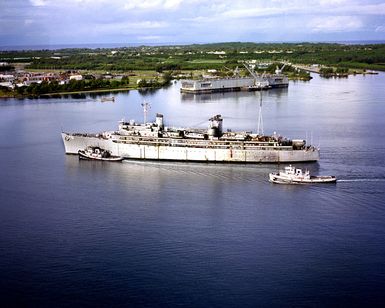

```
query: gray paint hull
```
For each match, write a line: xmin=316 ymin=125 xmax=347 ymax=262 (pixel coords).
xmin=62 ymin=133 xmax=320 ymax=163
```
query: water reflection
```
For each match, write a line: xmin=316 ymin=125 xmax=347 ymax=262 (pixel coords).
xmin=138 ymin=88 xmax=162 ymax=95
xmin=181 ymin=91 xmax=259 ymax=102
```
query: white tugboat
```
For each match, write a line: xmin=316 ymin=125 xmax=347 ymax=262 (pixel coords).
xmin=269 ymin=165 xmax=336 ymax=184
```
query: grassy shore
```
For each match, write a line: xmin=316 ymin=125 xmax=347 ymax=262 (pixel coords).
xmin=40 ymin=87 xmax=132 ymax=96
xmin=0 ymin=64 xmax=377 ymax=99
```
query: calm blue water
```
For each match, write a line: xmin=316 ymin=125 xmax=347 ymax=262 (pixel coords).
xmin=1 ymin=73 xmax=385 ymax=307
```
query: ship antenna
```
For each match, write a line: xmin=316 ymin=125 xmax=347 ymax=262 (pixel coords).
xmin=141 ymin=101 xmax=151 ymax=124
xmin=257 ymin=90 xmax=264 ymax=135
xmin=311 ymin=131 xmax=313 ymax=146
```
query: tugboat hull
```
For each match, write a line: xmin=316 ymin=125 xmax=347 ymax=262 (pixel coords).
xmin=77 ymin=148 xmax=123 ymax=162
xmin=269 ymin=173 xmax=337 ymax=184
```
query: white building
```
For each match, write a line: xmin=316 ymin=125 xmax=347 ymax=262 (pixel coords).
xmin=0 ymin=74 xmax=15 ymax=81
xmin=0 ymin=81 xmax=14 ymax=89
xmin=69 ymin=75 xmax=83 ymax=81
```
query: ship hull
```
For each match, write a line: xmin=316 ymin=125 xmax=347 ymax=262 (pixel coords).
xmin=269 ymin=83 xmax=289 ymax=88
xmin=62 ymin=133 xmax=320 ymax=163
xmin=180 ymin=76 xmax=288 ymax=94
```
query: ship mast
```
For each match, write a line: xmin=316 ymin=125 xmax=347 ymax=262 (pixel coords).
xmin=257 ymin=91 xmax=264 ymax=136
xmin=141 ymin=101 xmax=151 ymax=124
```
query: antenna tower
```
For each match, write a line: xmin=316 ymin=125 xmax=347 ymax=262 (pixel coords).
xmin=257 ymin=91 xmax=264 ymax=136
xmin=141 ymin=101 xmax=151 ymax=124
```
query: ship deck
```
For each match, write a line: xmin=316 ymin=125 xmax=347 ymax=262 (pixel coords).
xmin=113 ymin=136 xmax=297 ymax=150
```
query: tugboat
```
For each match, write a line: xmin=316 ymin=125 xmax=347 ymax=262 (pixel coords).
xmin=269 ymin=165 xmax=336 ymax=184
xmin=78 ymin=146 xmax=123 ymax=162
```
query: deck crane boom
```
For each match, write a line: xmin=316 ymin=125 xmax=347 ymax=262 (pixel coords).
xmin=243 ymin=62 xmax=259 ymax=79
xmin=275 ymin=63 xmax=286 ymax=75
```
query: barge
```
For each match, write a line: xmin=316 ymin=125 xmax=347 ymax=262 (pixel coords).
xmin=180 ymin=65 xmax=288 ymax=94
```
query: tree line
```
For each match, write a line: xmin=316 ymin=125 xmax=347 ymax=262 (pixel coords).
xmin=2 ymin=43 xmax=384 ymax=72
xmin=14 ymin=77 xmax=129 ymax=96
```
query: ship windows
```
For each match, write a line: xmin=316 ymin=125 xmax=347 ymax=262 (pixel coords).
xmin=182 ymin=82 xmax=194 ymax=88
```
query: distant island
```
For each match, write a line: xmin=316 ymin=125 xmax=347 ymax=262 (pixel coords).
xmin=1 ymin=42 xmax=384 ymax=98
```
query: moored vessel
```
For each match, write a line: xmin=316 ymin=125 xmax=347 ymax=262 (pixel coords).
xmin=180 ymin=75 xmax=287 ymax=94
xmin=100 ymin=96 xmax=115 ymax=102
xmin=180 ymin=63 xmax=288 ymax=94
xmin=269 ymin=165 xmax=336 ymax=184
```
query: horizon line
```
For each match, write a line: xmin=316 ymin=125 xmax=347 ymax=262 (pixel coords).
xmin=1 ymin=40 xmax=385 ymax=51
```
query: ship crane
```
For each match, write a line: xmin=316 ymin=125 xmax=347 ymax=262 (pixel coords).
xmin=243 ymin=62 xmax=259 ymax=79
xmin=275 ymin=63 xmax=286 ymax=75
xmin=233 ymin=66 xmax=240 ymax=77
xmin=243 ymin=62 xmax=269 ymax=88
xmin=223 ymin=66 xmax=240 ymax=77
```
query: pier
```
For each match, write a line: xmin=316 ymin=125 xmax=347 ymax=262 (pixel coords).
xmin=291 ymin=64 xmax=321 ymax=74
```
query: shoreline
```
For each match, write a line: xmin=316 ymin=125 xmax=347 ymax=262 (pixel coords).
xmin=1 ymin=66 xmax=381 ymax=99
xmin=40 ymin=87 xmax=132 ymax=96
xmin=0 ymin=86 xmax=157 ymax=99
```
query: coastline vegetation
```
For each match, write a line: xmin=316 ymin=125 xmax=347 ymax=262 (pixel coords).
xmin=1 ymin=42 xmax=384 ymax=98
xmin=319 ymin=67 xmax=349 ymax=77
xmin=2 ymin=42 xmax=383 ymax=71
xmin=14 ymin=77 xmax=130 ymax=97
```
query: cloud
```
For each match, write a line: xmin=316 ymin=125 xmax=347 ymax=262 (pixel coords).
xmin=319 ymin=0 xmax=348 ymax=5
xmin=2 ymin=0 xmax=385 ymax=45
xmin=310 ymin=16 xmax=363 ymax=32
xmin=29 ymin=0 xmax=47 ymax=6
xmin=180 ymin=16 xmax=213 ymax=22
xmin=85 ymin=20 xmax=169 ymax=36
xmin=127 ymin=21 xmax=168 ymax=29
xmin=327 ymin=2 xmax=385 ymax=15
xmin=24 ymin=19 xmax=34 ymax=25
xmin=222 ymin=7 xmax=293 ymax=19
xmin=219 ymin=1 xmax=385 ymax=20
xmin=124 ymin=0 xmax=183 ymax=10
xmin=137 ymin=35 xmax=165 ymax=41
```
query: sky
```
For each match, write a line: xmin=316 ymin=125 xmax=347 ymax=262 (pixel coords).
xmin=1 ymin=0 xmax=385 ymax=47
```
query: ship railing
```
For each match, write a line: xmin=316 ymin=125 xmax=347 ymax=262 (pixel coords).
xmin=71 ymin=133 xmax=109 ymax=139
xmin=117 ymin=136 xmax=280 ymax=146
xmin=244 ymin=145 xmax=293 ymax=150
xmin=114 ymin=137 xmax=295 ymax=150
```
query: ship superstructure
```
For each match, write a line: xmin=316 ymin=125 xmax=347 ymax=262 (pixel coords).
xmin=180 ymin=77 xmax=257 ymax=94
xmin=62 ymin=114 xmax=319 ymax=163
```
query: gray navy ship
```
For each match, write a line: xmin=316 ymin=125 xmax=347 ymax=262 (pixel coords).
xmin=180 ymin=64 xmax=289 ymax=94
xmin=62 ymin=113 xmax=319 ymax=163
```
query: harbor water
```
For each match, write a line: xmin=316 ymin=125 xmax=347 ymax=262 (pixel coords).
xmin=1 ymin=73 xmax=385 ymax=306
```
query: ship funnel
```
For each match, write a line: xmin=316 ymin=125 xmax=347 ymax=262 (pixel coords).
xmin=208 ymin=114 xmax=223 ymax=137
xmin=156 ymin=113 xmax=164 ymax=129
